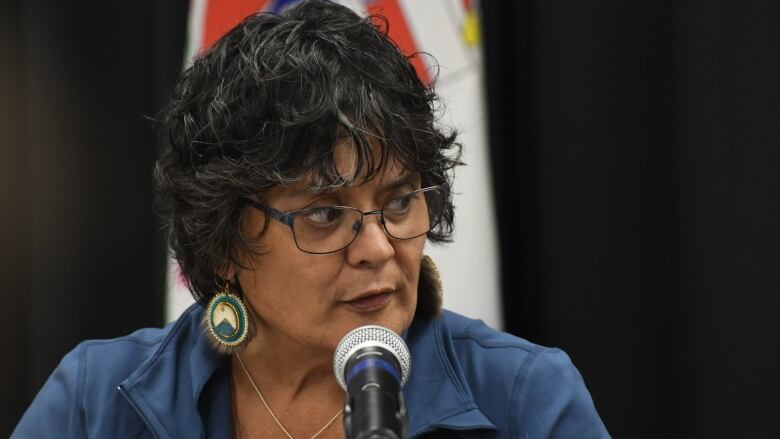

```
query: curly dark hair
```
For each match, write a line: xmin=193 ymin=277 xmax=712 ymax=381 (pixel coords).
xmin=155 ymin=0 xmax=463 ymax=304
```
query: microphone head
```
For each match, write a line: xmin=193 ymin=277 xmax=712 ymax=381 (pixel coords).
xmin=333 ymin=325 xmax=411 ymax=391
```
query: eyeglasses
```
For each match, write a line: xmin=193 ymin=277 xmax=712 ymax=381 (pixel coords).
xmin=246 ymin=185 xmax=448 ymax=254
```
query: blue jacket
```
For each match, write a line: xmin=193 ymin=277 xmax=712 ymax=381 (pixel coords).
xmin=14 ymin=305 xmax=609 ymax=438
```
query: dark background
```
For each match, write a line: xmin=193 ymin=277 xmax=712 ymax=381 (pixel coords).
xmin=0 ymin=0 xmax=188 ymax=435
xmin=2 ymin=1 xmax=779 ymax=437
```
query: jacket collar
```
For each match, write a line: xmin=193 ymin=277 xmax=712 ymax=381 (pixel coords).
xmin=119 ymin=305 xmax=495 ymax=438
xmin=118 ymin=304 xmax=226 ymax=439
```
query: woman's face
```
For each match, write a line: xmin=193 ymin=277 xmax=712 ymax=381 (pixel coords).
xmin=235 ymin=151 xmax=425 ymax=356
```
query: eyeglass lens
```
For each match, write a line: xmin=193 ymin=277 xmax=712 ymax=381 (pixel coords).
xmin=291 ymin=186 xmax=446 ymax=254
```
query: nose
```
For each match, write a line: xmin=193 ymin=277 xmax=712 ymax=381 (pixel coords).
xmin=346 ymin=213 xmax=394 ymax=267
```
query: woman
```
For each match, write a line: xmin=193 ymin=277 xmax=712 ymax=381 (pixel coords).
xmin=14 ymin=1 xmax=609 ymax=438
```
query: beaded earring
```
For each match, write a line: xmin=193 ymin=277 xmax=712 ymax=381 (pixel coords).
xmin=416 ymin=254 xmax=443 ymax=319
xmin=203 ymin=280 xmax=254 ymax=354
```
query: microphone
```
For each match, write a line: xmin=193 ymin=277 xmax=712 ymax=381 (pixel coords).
xmin=333 ymin=325 xmax=411 ymax=439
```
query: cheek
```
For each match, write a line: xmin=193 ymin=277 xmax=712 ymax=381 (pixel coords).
xmin=243 ymin=215 xmax=339 ymax=287
xmin=396 ymin=238 xmax=425 ymax=297
xmin=275 ymin=258 xmax=342 ymax=299
xmin=242 ymin=245 xmax=343 ymax=311
xmin=400 ymin=237 xmax=426 ymax=272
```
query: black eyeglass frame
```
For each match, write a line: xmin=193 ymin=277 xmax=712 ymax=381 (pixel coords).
xmin=245 ymin=184 xmax=449 ymax=254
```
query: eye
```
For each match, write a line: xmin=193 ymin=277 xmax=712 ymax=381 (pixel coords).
xmin=301 ymin=207 xmax=345 ymax=227
xmin=385 ymin=192 xmax=417 ymax=215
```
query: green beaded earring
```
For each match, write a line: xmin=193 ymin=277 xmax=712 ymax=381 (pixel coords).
xmin=203 ymin=280 xmax=253 ymax=354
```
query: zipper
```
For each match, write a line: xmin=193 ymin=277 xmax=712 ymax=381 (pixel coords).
xmin=118 ymin=384 xmax=161 ymax=439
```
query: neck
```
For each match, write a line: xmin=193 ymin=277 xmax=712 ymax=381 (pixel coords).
xmin=230 ymin=336 xmax=346 ymax=439
xmin=234 ymin=324 xmax=342 ymax=404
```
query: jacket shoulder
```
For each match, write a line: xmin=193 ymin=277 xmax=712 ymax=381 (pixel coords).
xmin=437 ymin=310 xmax=557 ymax=398
xmin=438 ymin=310 xmax=610 ymax=438
xmin=441 ymin=309 xmax=547 ymax=353
xmin=12 ymin=306 xmax=200 ymax=438
xmin=76 ymin=316 xmax=185 ymax=396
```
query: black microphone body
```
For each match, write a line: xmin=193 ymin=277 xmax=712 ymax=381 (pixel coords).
xmin=343 ymin=345 xmax=406 ymax=439
xmin=333 ymin=325 xmax=411 ymax=439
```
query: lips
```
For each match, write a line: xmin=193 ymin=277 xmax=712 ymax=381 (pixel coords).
xmin=344 ymin=289 xmax=395 ymax=312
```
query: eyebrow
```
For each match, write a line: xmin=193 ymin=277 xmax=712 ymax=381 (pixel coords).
xmin=379 ymin=172 xmax=420 ymax=194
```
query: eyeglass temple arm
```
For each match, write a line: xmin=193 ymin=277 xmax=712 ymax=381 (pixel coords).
xmin=245 ymin=199 xmax=296 ymax=226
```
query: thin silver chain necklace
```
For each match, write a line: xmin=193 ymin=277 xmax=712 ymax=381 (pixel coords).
xmin=235 ymin=353 xmax=344 ymax=439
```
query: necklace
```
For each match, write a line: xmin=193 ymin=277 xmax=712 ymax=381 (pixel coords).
xmin=235 ymin=353 xmax=344 ymax=439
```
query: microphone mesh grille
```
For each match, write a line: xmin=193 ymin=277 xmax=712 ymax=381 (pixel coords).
xmin=332 ymin=325 xmax=411 ymax=391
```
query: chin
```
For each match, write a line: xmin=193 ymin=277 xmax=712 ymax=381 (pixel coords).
xmin=378 ymin=306 xmax=416 ymax=337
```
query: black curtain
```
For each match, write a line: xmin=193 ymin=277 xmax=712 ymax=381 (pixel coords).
xmin=482 ymin=1 xmax=780 ymax=438
xmin=0 ymin=1 xmax=187 ymax=435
